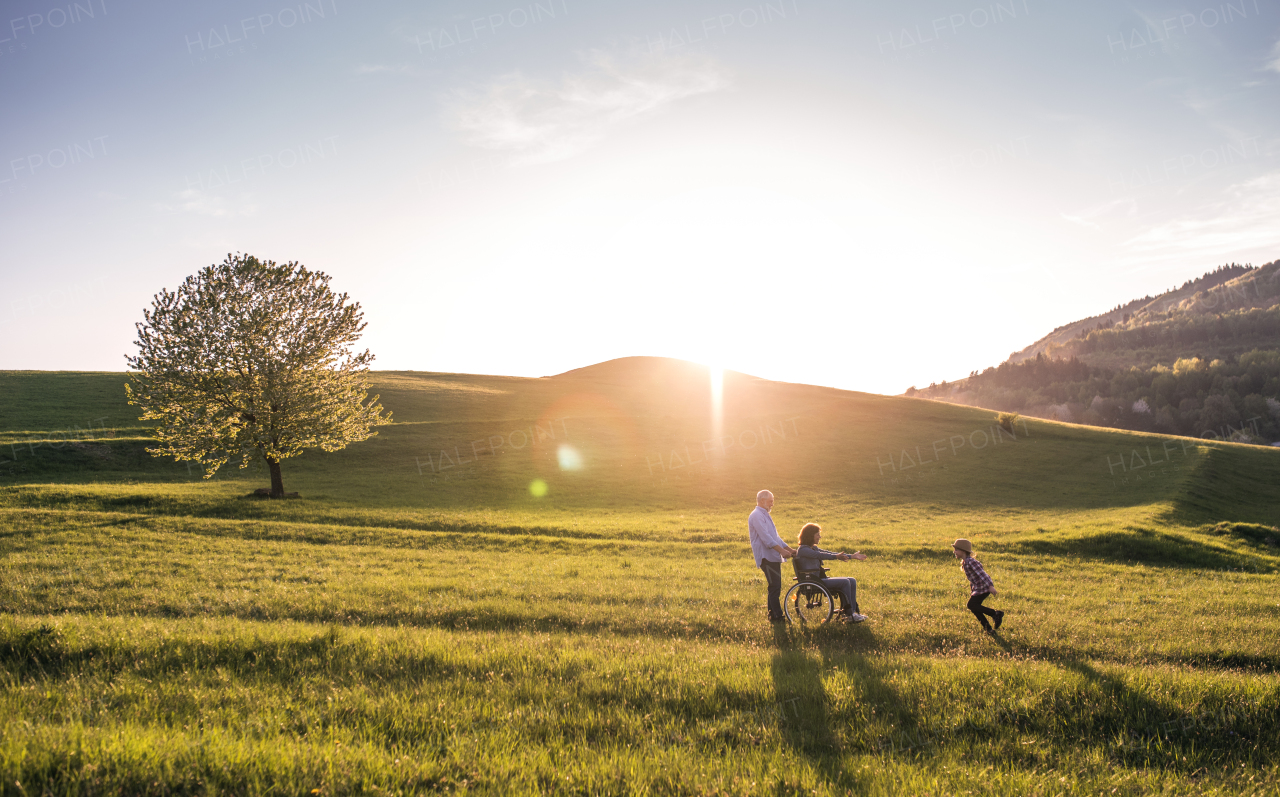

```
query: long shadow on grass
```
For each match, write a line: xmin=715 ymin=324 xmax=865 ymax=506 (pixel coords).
xmin=22 ymin=596 xmax=1280 ymax=673
xmin=998 ymin=527 xmax=1276 ymax=572
xmin=1199 ymin=521 xmax=1280 ymax=552
xmin=769 ymin=637 xmax=1272 ymax=778
xmin=1049 ymin=657 xmax=1268 ymax=771
xmin=766 ymin=623 xmax=967 ymax=787
xmin=0 ymin=504 xmax=653 ymax=550
xmin=1156 ymin=444 xmax=1280 ymax=528
xmin=0 ymin=621 xmax=507 ymax=689
xmin=7 ymin=610 xmax=1278 ymax=777
xmin=769 ymin=631 xmax=849 ymax=790
xmin=987 ymin=631 xmax=1013 ymax=653
xmin=812 ymin=637 xmax=947 ymax=766
xmin=766 ymin=623 xmax=900 ymax=792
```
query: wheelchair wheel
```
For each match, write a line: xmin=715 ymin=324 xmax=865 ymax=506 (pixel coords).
xmin=784 ymin=581 xmax=834 ymax=624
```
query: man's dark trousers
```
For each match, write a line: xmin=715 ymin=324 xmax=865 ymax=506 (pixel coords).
xmin=761 ymin=559 xmax=784 ymax=621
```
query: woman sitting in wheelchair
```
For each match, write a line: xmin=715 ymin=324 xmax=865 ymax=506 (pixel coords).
xmin=794 ymin=522 xmax=868 ymax=623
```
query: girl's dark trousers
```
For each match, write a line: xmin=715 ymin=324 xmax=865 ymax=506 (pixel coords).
xmin=967 ymin=592 xmax=999 ymax=629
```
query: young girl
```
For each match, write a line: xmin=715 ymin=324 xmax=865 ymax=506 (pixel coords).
xmin=952 ymin=538 xmax=1004 ymax=632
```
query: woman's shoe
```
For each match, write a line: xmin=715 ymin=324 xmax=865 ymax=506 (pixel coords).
xmin=994 ymin=611 xmax=1005 ymax=630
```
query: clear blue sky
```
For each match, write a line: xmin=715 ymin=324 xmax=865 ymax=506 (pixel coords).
xmin=2 ymin=0 xmax=1277 ymax=393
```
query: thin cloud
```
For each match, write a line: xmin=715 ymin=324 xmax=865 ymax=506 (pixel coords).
xmin=446 ymin=51 xmax=729 ymax=163
xmin=157 ymin=189 xmax=258 ymax=218
xmin=356 ymin=63 xmax=411 ymax=75
xmin=1122 ymin=170 xmax=1280 ymax=257
xmin=1061 ymin=197 xmax=1137 ymax=230
xmin=1267 ymin=39 xmax=1280 ymax=73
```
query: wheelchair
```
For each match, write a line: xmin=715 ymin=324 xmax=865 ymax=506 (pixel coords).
xmin=783 ymin=560 xmax=836 ymax=624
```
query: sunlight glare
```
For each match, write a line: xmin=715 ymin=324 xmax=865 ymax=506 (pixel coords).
xmin=557 ymin=444 xmax=584 ymax=471
xmin=709 ymin=365 xmax=724 ymax=448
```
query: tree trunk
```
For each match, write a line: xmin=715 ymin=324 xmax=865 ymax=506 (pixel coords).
xmin=267 ymin=457 xmax=285 ymax=498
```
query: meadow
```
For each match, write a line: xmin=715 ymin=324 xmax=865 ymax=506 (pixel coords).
xmin=1 ymin=360 xmax=1278 ymax=795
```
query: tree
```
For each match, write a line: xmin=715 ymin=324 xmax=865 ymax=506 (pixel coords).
xmin=125 ymin=253 xmax=392 ymax=497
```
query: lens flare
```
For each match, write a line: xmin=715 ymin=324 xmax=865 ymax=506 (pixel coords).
xmin=529 ymin=479 xmax=548 ymax=497
xmin=557 ymin=444 xmax=584 ymax=471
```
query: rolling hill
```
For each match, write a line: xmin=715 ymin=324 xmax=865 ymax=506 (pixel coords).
xmin=2 ymin=359 xmax=1278 ymax=795
xmin=3 ymin=359 xmax=1279 ymax=526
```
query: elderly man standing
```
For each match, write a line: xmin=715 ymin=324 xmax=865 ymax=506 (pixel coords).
xmin=748 ymin=489 xmax=796 ymax=624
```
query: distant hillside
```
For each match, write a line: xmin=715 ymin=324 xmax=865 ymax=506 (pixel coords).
xmin=1009 ymin=261 xmax=1278 ymax=368
xmin=5 ymin=359 xmax=1280 ymax=528
xmin=911 ymin=259 xmax=1280 ymax=443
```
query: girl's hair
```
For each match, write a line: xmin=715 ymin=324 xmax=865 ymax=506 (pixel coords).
xmin=798 ymin=523 xmax=821 ymax=547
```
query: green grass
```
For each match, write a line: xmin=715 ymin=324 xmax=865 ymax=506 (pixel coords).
xmin=2 ymin=361 xmax=1279 ymax=795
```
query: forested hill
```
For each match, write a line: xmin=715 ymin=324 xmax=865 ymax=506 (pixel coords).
xmin=909 ymin=259 xmax=1280 ymax=444
xmin=1010 ymin=261 xmax=1279 ymax=368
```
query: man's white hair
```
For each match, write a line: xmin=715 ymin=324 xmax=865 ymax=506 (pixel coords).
xmin=756 ymin=490 xmax=773 ymax=503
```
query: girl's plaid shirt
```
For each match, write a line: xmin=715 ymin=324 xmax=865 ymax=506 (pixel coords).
xmin=961 ymin=557 xmax=994 ymax=595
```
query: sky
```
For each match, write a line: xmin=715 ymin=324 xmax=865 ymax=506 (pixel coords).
xmin=2 ymin=0 xmax=1278 ymax=394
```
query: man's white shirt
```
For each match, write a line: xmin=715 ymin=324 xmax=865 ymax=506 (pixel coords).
xmin=748 ymin=506 xmax=787 ymax=568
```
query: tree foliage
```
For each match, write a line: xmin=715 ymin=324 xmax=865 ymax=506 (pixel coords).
xmin=125 ymin=254 xmax=391 ymax=496
xmin=1046 ymin=305 xmax=1280 ymax=360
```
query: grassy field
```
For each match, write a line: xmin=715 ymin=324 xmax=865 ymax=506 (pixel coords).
xmin=2 ymin=359 xmax=1279 ymax=795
